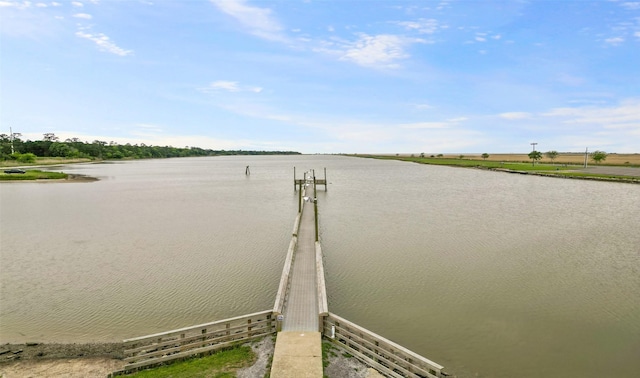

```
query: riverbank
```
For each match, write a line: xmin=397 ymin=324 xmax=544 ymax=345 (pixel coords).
xmin=0 ymin=339 xmax=376 ymax=377
xmin=0 ymin=171 xmax=98 ymax=182
xmin=354 ymin=154 xmax=640 ymax=184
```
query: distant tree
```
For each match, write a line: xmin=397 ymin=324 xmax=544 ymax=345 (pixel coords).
xmin=528 ymin=150 xmax=542 ymax=166
xmin=420 ymin=152 xmax=425 ymax=158
xmin=437 ymin=154 xmax=443 ymax=158
xmin=591 ymin=150 xmax=607 ymax=164
xmin=459 ymin=155 xmax=464 ymax=159
xmin=481 ymin=153 xmax=489 ymax=160
xmin=545 ymin=150 xmax=558 ymax=164
xmin=43 ymin=133 xmax=58 ymax=142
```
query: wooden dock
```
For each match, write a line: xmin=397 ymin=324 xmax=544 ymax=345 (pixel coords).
xmin=113 ymin=168 xmax=449 ymax=378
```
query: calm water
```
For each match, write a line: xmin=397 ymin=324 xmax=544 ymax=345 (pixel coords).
xmin=1 ymin=156 xmax=638 ymax=377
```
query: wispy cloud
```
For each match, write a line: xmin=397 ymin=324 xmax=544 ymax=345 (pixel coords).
xmin=605 ymin=36 xmax=625 ymax=45
xmin=209 ymin=0 xmax=287 ymax=42
xmin=0 ymin=1 xmax=32 ymax=9
xmin=75 ymin=26 xmax=133 ymax=56
xmin=339 ymin=33 xmax=419 ymax=68
xmin=201 ymin=80 xmax=263 ymax=93
xmin=619 ymin=2 xmax=640 ymax=10
xmin=400 ymin=122 xmax=451 ymax=129
xmin=543 ymin=99 xmax=640 ymax=129
xmin=499 ymin=112 xmax=532 ymax=120
xmin=396 ymin=18 xmax=445 ymax=35
xmin=73 ymin=13 xmax=92 ymax=19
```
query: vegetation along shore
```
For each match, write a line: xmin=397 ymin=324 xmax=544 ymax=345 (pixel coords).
xmin=353 ymin=152 xmax=640 ymax=184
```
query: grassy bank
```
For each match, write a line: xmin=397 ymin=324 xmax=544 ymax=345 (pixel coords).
xmin=353 ymin=154 xmax=640 ymax=183
xmin=0 ymin=170 xmax=68 ymax=181
xmin=0 ymin=157 xmax=93 ymax=167
xmin=368 ymin=152 xmax=640 ymax=166
xmin=125 ymin=345 xmax=256 ymax=378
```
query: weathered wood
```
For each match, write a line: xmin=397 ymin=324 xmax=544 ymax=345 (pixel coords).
xmin=124 ymin=319 xmax=273 ymax=355
xmin=292 ymin=213 xmax=301 ymax=236
xmin=124 ymin=310 xmax=273 ymax=345
xmin=315 ymin=242 xmax=328 ymax=317
xmin=123 ymin=334 xmax=267 ymax=371
xmin=273 ymin=236 xmax=297 ymax=315
xmin=125 ymin=326 xmax=270 ymax=363
xmin=328 ymin=324 xmax=435 ymax=377
xmin=323 ymin=313 xmax=445 ymax=378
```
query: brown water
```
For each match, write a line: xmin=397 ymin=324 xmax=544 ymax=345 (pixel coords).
xmin=1 ymin=155 xmax=639 ymax=377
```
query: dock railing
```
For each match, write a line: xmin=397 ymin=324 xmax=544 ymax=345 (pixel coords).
xmin=316 ymin=241 xmax=329 ymax=332
xmin=323 ymin=313 xmax=448 ymax=378
xmin=111 ymin=310 xmax=275 ymax=375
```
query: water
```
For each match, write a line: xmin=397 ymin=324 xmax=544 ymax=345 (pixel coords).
xmin=1 ymin=155 xmax=639 ymax=377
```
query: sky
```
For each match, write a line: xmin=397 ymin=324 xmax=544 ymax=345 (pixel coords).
xmin=1 ymin=0 xmax=639 ymax=154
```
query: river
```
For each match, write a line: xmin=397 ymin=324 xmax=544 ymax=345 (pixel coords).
xmin=1 ymin=155 xmax=638 ymax=377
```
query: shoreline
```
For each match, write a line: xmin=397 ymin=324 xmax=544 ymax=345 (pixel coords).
xmin=0 ymin=339 xmax=376 ymax=378
xmin=0 ymin=342 xmax=124 ymax=363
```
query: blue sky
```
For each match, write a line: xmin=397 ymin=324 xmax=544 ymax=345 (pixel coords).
xmin=1 ymin=0 xmax=639 ymax=153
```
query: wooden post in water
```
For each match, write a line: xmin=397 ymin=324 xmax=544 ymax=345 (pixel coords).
xmin=324 ymin=167 xmax=327 ymax=191
xmin=293 ymin=167 xmax=296 ymax=191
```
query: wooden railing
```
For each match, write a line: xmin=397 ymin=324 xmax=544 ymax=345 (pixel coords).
xmin=316 ymin=241 xmax=328 ymax=331
xmin=112 ymin=310 xmax=275 ymax=375
xmin=273 ymin=235 xmax=297 ymax=319
xmin=323 ymin=313 xmax=448 ymax=378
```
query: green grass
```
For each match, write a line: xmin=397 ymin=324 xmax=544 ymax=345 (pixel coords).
xmin=367 ymin=155 xmax=574 ymax=171
xmin=0 ymin=170 xmax=68 ymax=180
xmin=322 ymin=341 xmax=337 ymax=369
xmin=355 ymin=155 xmax=640 ymax=182
xmin=126 ymin=346 xmax=255 ymax=378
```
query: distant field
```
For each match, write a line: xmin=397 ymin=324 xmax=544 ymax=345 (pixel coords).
xmin=392 ymin=153 xmax=640 ymax=166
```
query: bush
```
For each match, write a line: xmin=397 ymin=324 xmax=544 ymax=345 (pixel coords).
xmin=12 ymin=153 xmax=37 ymax=163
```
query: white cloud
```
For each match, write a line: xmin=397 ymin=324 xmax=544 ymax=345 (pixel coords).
xmin=401 ymin=122 xmax=450 ymax=129
xmin=397 ymin=18 xmax=443 ymax=34
xmin=340 ymin=33 xmax=414 ymax=68
xmin=605 ymin=36 xmax=624 ymax=45
xmin=543 ymin=99 xmax=640 ymax=129
xmin=73 ymin=13 xmax=92 ymax=19
xmin=72 ymin=1 xmax=83 ymax=7
xmin=620 ymin=2 xmax=640 ymax=10
xmin=202 ymin=80 xmax=263 ymax=93
xmin=499 ymin=112 xmax=532 ymax=120
xmin=75 ymin=27 xmax=133 ymax=56
xmin=209 ymin=0 xmax=286 ymax=42
xmin=0 ymin=1 xmax=31 ymax=9
xmin=414 ymin=103 xmax=434 ymax=110
xmin=36 ymin=2 xmax=47 ymax=7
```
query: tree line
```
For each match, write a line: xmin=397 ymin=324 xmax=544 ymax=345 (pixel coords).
xmin=1 ymin=133 xmax=300 ymax=162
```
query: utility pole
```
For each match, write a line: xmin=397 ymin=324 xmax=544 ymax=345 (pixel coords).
xmin=584 ymin=147 xmax=588 ymax=168
xmin=530 ymin=142 xmax=538 ymax=166
xmin=10 ymin=127 xmax=15 ymax=155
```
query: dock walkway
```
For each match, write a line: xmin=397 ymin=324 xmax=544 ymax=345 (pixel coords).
xmin=281 ymin=184 xmax=318 ymax=331
xmin=271 ymin=180 xmax=323 ymax=377
xmin=114 ymin=168 xmax=449 ymax=378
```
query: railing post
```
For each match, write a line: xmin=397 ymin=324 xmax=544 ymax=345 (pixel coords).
xmin=314 ymin=197 xmax=318 ymax=242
